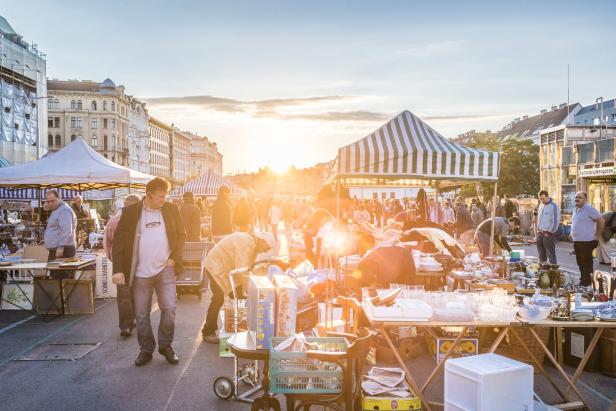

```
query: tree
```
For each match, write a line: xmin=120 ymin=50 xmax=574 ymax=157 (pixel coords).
xmin=459 ymin=135 xmax=539 ymax=198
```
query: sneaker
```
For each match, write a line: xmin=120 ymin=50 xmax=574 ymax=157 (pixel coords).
xmin=134 ymin=351 xmax=152 ymax=367
xmin=120 ymin=329 xmax=132 ymax=337
xmin=158 ymin=346 xmax=179 ymax=365
xmin=203 ymin=334 xmax=219 ymax=344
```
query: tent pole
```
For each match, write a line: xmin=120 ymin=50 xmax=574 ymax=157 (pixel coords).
xmin=489 ymin=182 xmax=498 ymax=257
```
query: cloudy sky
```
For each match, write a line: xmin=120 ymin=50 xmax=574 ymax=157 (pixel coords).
xmin=4 ymin=1 xmax=615 ymax=173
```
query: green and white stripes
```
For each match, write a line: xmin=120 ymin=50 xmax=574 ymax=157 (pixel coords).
xmin=336 ymin=110 xmax=499 ymax=182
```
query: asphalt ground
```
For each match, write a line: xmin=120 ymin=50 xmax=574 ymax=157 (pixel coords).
xmin=0 ymin=239 xmax=614 ymax=410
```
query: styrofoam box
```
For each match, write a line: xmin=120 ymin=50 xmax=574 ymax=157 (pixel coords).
xmin=444 ymin=353 xmax=533 ymax=411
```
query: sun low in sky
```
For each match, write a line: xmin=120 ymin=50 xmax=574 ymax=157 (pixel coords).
xmin=5 ymin=0 xmax=616 ymax=173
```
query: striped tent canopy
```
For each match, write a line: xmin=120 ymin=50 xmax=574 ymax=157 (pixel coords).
xmin=171 ymin=170 xmax=246 ymax=197
xmin=330 ymin=110 xmax=500 ymax=187
xmin=0 ymin=188 xmax=114 ymax=201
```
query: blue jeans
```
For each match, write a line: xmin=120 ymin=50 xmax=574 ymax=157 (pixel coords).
xmin=134 ymin=266 xmax=176 ymax=353
xmin=536 ymin=233 xmax=557 ymax=264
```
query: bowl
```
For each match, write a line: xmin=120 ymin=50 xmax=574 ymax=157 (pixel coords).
xmin=518 ymin=305 xmax=551 ymax=321
xmin=497 ymin=307 xmax=519 ymax=321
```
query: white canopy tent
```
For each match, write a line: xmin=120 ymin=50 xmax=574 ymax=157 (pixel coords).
xmin=0 ymin=138 xmax=154 ymax=190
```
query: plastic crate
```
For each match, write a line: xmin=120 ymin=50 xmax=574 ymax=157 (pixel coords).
xmin=269 ymin=337 xmax=348 ymax=394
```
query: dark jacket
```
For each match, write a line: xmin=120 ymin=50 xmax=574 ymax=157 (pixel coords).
xmin=112 ymin=200 xmax=186 ymax=285
xmin=211 ymin=196 xmax=232 ymax=236
xmin=180 ymin=202 xmax=202 ymax=242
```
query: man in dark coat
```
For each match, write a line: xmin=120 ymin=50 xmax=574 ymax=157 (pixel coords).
xmin=112 ymin=177 xmax=185 ymax=367
xmin=211 ymin=186 xmax=232 ymax=241
xmin=180 ymin=191 xmax=201 ymax=242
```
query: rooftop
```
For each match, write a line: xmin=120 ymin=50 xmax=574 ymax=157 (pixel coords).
xmin=497 ymin=103 xmax=580 ymax=140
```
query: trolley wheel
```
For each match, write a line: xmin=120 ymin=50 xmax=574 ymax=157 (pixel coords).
xmin=250 ymin=396 xmax=281 ymax=411
xmin=213 ymin=376 xmax=234 ymax=400
xmin=239 ymin=364 xmax=258 ymax=387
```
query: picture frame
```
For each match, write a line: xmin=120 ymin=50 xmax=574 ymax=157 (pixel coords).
xmin=1 ymin=283 xmax=34 ymax=310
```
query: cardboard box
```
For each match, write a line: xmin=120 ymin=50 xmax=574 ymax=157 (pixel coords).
xmin=224 ymin=299 xmax=247 ymax=332
xmin=272 ymin=275 xmax=298 ymax=337
xmin=95 ymin=254 xmax=117 ymax=298
xmin=247 ymin=275 xmax=275 ymax=349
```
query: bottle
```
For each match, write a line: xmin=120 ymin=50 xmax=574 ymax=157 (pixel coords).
xmin=574 ymin=292 xmax=582 ymax=308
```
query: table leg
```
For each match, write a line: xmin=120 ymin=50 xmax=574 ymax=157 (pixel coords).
xmin=380 ymin=326 xmax=432 ymax=411
xmin=564 ymin=328 xmax=604 ymax=397
xmin=556 ymin=326 xmax=563 ymax=365
xmin=61 ymin=269 xmax=87 ymax=314
xmin=420 ymin=326 xmax=468 ymax=395
xmin=488 ymin=327 xmax=509 ymax=353
xmin=528 ymin=328 xmax=590 ymax=410
xmin=509 ymin=328 xmax=569 ymax=403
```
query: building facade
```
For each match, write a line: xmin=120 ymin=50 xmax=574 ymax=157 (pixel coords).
xmin=498 ymin=103 xmax=581 ymax=145
xmin=539 ymin=124 xmax=616 ymax=221
xmin=182 ymin=131 xmax=223 ymax=179
xmin=170 ymin=129 xmax=190 ymax=185
xmin=128 ymin=97 xmax=150 ymax=174
xmin=148 ymin=117 xmax=172 ymax=179
xmin=47 ymin=78 xmax=130 ymax=166
xmin=574 ymin=97 xmax=616 ymax=127
xmin=0 ymin=16 xmax=47 ymax=165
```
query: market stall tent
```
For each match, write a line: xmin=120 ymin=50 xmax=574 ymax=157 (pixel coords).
xmin=171 ymin=169 xmax=246 ymax=197
xmin=329 ymin=110 xmax=499 ymax=187
xmin=0 ymin=138 xmax=154 ymax=190
xmin=329 ymin=109 xmax=502 ymax=255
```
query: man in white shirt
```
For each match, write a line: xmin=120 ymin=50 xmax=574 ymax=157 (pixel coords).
xmin=112 ymin=178 xmax=186 ymax=367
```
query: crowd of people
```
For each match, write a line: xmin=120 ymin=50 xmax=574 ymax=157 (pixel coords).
xmin=32 ymin=177 xmax=613 ymax=367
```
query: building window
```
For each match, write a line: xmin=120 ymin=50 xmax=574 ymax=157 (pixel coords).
xmin=71 ymin=100 xmax=76 ymax=109
xmin=111 ymin=101 xmax=116 ymax=111
xmin=91 ymin=101 xmax=97 ymax=111
xmin=48 ymin=117 xmax=53 ymax=127
xmin=71 ymin=135 xmax=77 ymax=141
xmin=48 ymin=135 xmax=53 ymax=146
xmin=55 ymin=135 xmax=61 ymax=146
xmin=54 ymin=99 xmax=59 ymax=108
xmin=103 ymin=101 xmax=108 ymax=111
xmin=54 ymin=117 xmax=60 ymax=128
xmin=103 ymin=118 xmax=108 ymax=129
xmin=104 ymin=135 xmax=108 ymax=150
xmin=48 ymin=99 xmax=53 ymax=110
xmin=112 ymin=119 xmax=116 ymax=130
xmin=92 ymin=135 xmax=98 ymax=148
xmin=91 ymin=118 xmax=97 ymax=129
xmin=70 ymin=117 xmax=83 ymax=128
xmin=77 ymin=100 xmax=82 ymax=110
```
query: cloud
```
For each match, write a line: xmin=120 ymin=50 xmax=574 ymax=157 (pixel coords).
xmin=422 ymin=113 xmax=517 ymax=122
xmin=143 ymin=94 xmax=387 ymax=123
xmin=143 ymin=94 xmax=353 ymax=113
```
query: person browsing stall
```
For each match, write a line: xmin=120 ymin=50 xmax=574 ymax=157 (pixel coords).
xmin=111 ymin=177 xmax=186 ymax=367
xmin=571 ymin=192 xmax=604 ymax=287
xmin=44 ymin=190 xmax=77 ymax=279
xmin=474 ymin=216 xmax=515 ymax=257
xmin=103 ymin=194 xmax=141 ymax=337
xmin=535 ymin=190 xmax=560 ymax=264
xmin=201 ymin=231 xmax=272 ymax=343
xmin=180 ymin=191 xmax=202 ymax=242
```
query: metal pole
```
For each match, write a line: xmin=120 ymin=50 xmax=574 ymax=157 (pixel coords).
xmin=489 ymin=182 xmax=498 ymax=257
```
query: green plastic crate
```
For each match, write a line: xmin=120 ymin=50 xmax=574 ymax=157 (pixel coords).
xmin=269 ymin=336 xmax=348 ymax=394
